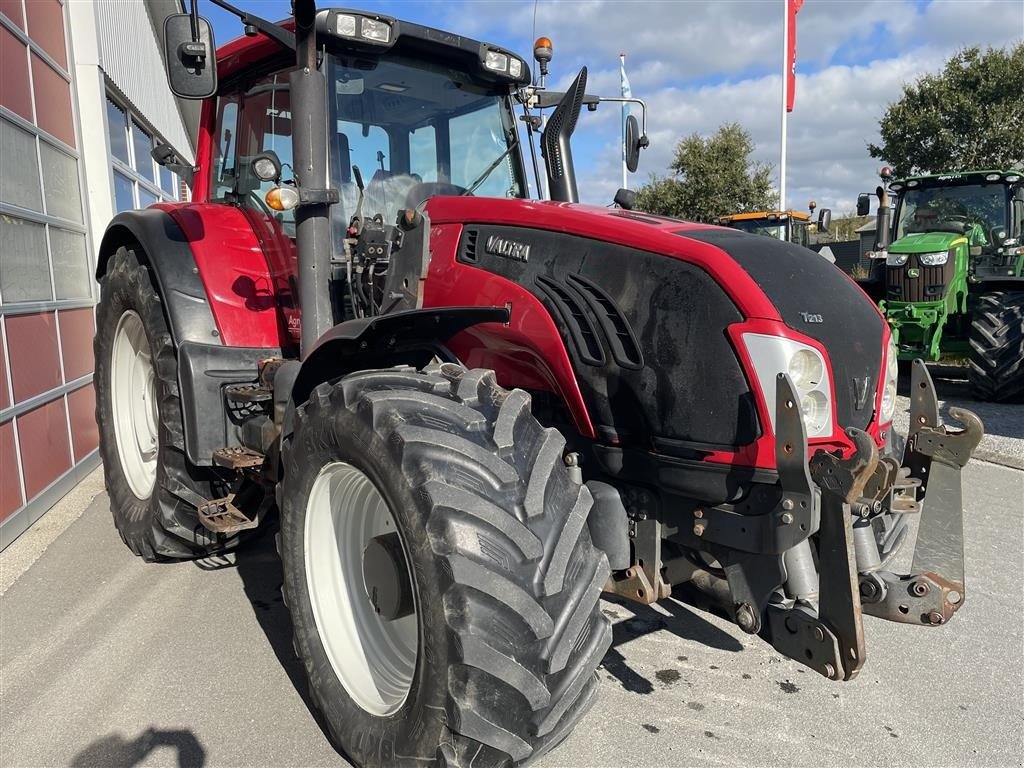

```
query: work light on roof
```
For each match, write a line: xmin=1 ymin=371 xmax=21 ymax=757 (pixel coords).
xmin=985 ymin=173 xmax=1001 ymax=181
xmin=334 ymin=13 xmax=392 ymax=44
xmin=484 ymin=50 xmax=509 ymax=73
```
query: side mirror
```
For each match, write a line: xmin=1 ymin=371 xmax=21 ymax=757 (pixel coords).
xmin=856 ymin=193 xmax=871 ymax=217
xmin=150 ymin=142 xmax=195 ymax=188
xmin=614 ymin=188 xmax=636 ymax=210
xmin=817 ymin=207 xmax=831 ymax=233
xmin=624 ymin=114 xmax=642 ymax=173
xmin=163 ymin=14 xmax=217 ymax=99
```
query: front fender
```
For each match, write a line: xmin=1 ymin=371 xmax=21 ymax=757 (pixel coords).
xmin=289 ymin=306 xmax=510 ymax=408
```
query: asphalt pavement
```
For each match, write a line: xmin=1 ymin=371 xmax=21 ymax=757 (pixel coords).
xmin=892 ymin=363 xmax=1024 ymax=470
xmin=2 ymin=456 xmax=1022 ymax=768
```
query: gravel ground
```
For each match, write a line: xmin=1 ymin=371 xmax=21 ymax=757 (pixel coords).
xmin=892 ymin=363 xmax=1024 ymax=470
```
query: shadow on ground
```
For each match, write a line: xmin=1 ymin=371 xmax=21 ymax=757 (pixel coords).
xmin=600 ymin=590 xmax=743 ymax=694
xmin=193 ymin=529 xmax=334 ymax=748
xmin=69 ymin=728 xmax=205 ymax=767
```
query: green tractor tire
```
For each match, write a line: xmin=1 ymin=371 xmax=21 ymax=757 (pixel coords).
xmin=968 ymin=291 xmax=1024 ymax=402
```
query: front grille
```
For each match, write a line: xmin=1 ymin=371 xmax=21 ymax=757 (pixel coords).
xmin=885 ymin=256 xmax=953 ymax=302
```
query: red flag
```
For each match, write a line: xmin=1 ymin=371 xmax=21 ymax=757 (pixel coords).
xmin=786 ymin=0 xmax=804 ymax=112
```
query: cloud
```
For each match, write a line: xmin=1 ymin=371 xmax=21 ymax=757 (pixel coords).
xmin=511 ymin=1 xmax=1024 ymax=211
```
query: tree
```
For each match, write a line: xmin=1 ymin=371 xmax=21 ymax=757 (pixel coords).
xmin=826 ymin=212 xmax=870 ymax=242
xmin=635 ymin=123 xmax=775 ymax=222
xmin=868 ymin=44 xmax=1024 ymax=177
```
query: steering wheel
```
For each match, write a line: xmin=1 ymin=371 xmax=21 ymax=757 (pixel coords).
xmin=944 ymin=214 xmax=969 ymax=223
xmin=404 ymin=182 xmax=468 ymax=210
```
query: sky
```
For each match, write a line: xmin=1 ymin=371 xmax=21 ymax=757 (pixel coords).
xmin=203 ymin=0 xmax=1024 ymax=213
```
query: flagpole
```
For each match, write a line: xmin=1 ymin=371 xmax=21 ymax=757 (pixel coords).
xmin=620 ymin=52 xmax=628 ymax=190
xmin=779 ymin=0 xmax=788 ymax=212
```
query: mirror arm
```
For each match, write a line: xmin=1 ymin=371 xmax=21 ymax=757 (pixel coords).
xmin=188 ymin=0 xmax=200 ymax=42
xmin=593 ymin=96 xmax=649 ymax=141
xmin=207 ymin=0 xmax=296 ymax=50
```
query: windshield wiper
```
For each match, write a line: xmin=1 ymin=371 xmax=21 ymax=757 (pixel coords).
xmin=462 ymin=140 xmax=518 ymax=196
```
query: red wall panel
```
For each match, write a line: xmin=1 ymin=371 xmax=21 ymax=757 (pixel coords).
xmin=6 ymin=312 xmax=61 ymax=403
xmin=67 ymin=384 xmax=98 ymax=462
xmin=0 ymin=0 xmax=25 ymax=28
xmin=0 ymin=330 xmax=10 ymax=410
xmin=24 ymin=0 xmax=66 ymax=69
xmin=0 ymin=420 xmax=21 ymax=522
xmin=17 ymin=398 xmax=71 ymax=500
xmin=58 ymin=308 xmax=95 ymax=381
xmin=30 ymin=54 xmax=74 ymax=147
xmin=0 ymin=26 xmax=32 ymax=121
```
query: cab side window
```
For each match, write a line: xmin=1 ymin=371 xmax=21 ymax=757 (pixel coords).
xmin=210 ymin=71 xmax=296 ymax=235
xmin=211 ymin=97 xmax=239 ymax=200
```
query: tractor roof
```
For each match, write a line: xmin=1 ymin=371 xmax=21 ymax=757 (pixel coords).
xmin=892 ymin=169 xmax=1024 ymax=188
xmin=215 ymin=10 xmax=529 ymax=85
xmin=714 ymin=210 xmax=811 ymax=224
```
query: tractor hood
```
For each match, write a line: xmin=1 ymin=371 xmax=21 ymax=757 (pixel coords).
xmin=424 ymin=197 xmax=886 ymax=454
xmin=889 ymin=231 xmax=963 ymax=254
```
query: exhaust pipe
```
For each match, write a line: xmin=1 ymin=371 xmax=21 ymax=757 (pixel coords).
xmin=541 ymin=67 xmax=587 ymax=203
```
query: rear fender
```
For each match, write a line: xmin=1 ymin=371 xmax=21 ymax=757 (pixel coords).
xmin=97 ymin=209 xmax=221 ymax=346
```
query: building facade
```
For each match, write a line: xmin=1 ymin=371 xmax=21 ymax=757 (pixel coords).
xmin=1 ymin=0 xmax=196 ymax=548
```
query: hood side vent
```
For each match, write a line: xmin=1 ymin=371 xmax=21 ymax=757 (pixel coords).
xmin=565 ymin=273 xmax=644 ymax=370
xmin=462 ymin=228 xmax=479 ymax=262
xmin=535 ymin=275 xmax=606 ymax=366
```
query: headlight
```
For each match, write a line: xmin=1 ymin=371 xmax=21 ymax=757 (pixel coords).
xmin=880 ymin=335 xmax=898 ymax=422
xmin=335 ymin=13 xmax=357 ymax=36
xmin=360 ymin=17 xmax=391 ymax=43
xmin=800 ymin=391 xmax=830 ymax=434
xmin=742 ymin=333 xmax=833 ymax=438
xmin=886 ymin=252 xmax=909 ymax=266
xmin=918 ymin=250 xmax=949 ymax=266
xmin=484 ymin=50 xmax=509 ymax=73
xmin=334 ymin=13 xmax=392 ymax=44
xmin=250 ymin=152 xmax=280 ymax=182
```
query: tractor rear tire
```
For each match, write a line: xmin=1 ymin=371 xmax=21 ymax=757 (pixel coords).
xmin=279 ymin=364 xmax=611 ymax=768
xmin=968 ymin=291 xmax=1024 ymax=402
xmin=95 ymin=246 xmax=239 ymax=561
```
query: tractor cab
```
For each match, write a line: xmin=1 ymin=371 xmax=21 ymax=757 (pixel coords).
xmin=884 ymin=170 xmax=1024 ymax=280
xmin=857 ymin=168 xmax=1024 ymax=398
xmin=713 ymin=203 xmax=830 ymax=250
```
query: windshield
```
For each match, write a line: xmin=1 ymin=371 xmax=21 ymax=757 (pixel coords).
xmin=327 ymin=53 xmax=525 ymax=227
xmin=895 ymin=183 xmax=1009 ymax=247
xmin=730 ymin=218 xmax=808 ymax=246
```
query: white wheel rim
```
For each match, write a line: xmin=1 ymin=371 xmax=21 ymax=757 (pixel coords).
xmin=111 ymin=310 xmax=158 ymax=499
xmin=304 ymin=461 xmax=418 ymax=716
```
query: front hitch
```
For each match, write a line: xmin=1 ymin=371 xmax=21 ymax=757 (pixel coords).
xmin=858 ymin=360 xmax=982 ymax=626
xmin=766 ymin=360 xmax=982 ymax=680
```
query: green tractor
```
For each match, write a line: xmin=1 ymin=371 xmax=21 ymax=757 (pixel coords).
xmin=857 ymin=167 xmax=1024 ymax=401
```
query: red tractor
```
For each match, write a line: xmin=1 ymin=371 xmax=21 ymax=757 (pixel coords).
xmin=94 ymin=2 xmax=983 ymax=765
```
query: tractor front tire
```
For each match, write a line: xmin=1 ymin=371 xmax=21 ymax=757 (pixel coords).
xmin=95 ymin=246 xmax=238 ymax=561
xmin=968 ymin=291 xmax=1024 ymax=402
xmin=279 ymin=364 xmax=611 ymax=768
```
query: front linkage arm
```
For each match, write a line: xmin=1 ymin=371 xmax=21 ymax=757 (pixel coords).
xmin=767 ymin=361 xmax=982 ymax=681
xmin=859 ymin=360 xmax=982 ymax=626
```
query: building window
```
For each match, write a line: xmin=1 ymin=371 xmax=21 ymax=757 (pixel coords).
xmin=105 ymin=93 xmax=182 ymax=212
xmin=1 ymin=5 xmax=97 ymax=540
